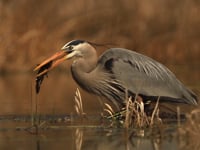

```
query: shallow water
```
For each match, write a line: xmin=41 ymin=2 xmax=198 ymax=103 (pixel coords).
xmin=0 ymin=115 xmax=181 ymax=150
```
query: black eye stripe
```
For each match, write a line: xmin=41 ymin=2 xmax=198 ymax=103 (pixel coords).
xmin=67 ymin=40 xmax=85 ymax=46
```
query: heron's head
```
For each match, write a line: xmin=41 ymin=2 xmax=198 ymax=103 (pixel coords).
xmin=34 ymin=40 xmax=95 ymax=76
xmin=62 ymin=40 xmax=96 ymax=59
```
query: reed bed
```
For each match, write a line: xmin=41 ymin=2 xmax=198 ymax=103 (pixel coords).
xmin=73 ymin=88 xmax=162 ymax=128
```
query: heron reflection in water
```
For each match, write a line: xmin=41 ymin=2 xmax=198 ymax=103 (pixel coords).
xmin=34 ymin=40 xmax=198 ymax=111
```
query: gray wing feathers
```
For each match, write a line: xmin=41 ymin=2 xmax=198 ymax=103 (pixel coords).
xmin=98 ymin=48 xmax=197 ymax=105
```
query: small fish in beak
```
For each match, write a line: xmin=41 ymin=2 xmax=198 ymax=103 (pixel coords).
xmin=34 ymin=50 xmax=68 ymax=94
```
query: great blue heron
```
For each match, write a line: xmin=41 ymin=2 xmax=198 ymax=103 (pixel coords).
xmin=34 ymin=40 xmax=198 ymax=110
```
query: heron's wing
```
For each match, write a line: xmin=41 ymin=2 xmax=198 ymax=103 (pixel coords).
xmin=98 ymin=48 xmax=197 ymax=105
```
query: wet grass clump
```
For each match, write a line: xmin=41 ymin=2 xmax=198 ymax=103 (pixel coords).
xmin=102 ymin=96 xmax=162 ymax=129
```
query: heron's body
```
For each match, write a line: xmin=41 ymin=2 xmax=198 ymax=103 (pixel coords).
xmin=34 ymin=40 xmax=198 ymax=110
xmin=71 ymin=47 xmax=197 ymax=108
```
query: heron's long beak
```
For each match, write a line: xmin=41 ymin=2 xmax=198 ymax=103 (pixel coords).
xmin=34 ymin=50 xmax=68 ymax=77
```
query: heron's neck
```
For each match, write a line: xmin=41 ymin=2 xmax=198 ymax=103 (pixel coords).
xmin=71 ymin=52 xmax=98 ymax=91
xmin=72 ymin=53 xmax=97 ymax=73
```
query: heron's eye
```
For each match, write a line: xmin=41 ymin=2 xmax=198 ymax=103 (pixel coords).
xmin=68 ymin=45 xmax=73 ymax=51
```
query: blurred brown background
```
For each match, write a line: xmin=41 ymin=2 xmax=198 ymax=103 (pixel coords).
xmin=0 ymin=0 xmax=199 ymax=115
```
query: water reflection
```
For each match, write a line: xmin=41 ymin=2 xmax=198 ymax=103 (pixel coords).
xmin=29 ymin=125 xmax=178 ymax=150
xmin=0 ymin=115 xmax=200 ymax=150
xmin=75 ymin=128 xmax=83 ymax=150
xmin=78 ymin=127 xmax=177 ymax=150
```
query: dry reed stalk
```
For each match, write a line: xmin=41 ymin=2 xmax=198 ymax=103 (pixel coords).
xmin=124 ymin=95 xmax=150 ymax=128
xmin=150 ymin=97 xmax=160 ymax=126
xmin=104 ymin=103 xmax=115 ymax=116
xmin=74 ymin=88 xmax=85 ymax=117
xmin=124 ymin=96 xmax=133 ymax=128
xmin=177 ymin=106 xmax=180 ymax=127
xmin=104 ymin=94 xmax=163 ymax=128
